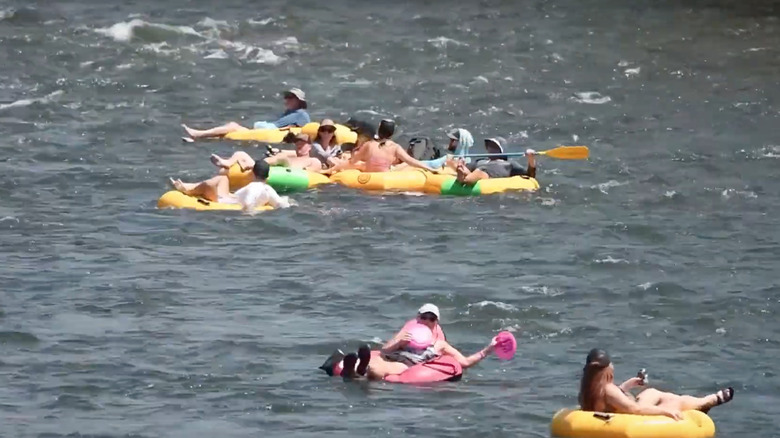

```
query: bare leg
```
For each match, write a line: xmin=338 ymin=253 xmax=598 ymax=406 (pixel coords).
xmin=365 ymin=355 xmax=409 ymax=380
xmin=457 ymin=167 xmax=489 ymax=184
xmin=322 ymin=160 xmax=365 ymax=175
xmin=169 ymin=175 xmax=231 ymax=202
xmin=211 ymin=151 xmax=255 ymax=171
xmin=637 ymin=387 xmax=733 ymax=412
xmin=301 ymin=157 xmax=325 ymax=172
xmin=182 ymin=122 xmax=248 ymax=139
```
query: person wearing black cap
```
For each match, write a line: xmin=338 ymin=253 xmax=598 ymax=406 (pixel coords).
xmin=578 ymin=348 xmax=734 ymax=419
xmin=169 ymin=160 xmax=291 ymax=210
xmin=181 ymin=88 xmax=311 ymax=141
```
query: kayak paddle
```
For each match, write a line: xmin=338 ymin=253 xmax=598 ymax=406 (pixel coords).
xmin=463 ymin=146 xmax=589 ymax=160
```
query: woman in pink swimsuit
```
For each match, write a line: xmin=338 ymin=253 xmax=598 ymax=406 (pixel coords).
xmin=326 ymin=120 xmax=436 ymax=173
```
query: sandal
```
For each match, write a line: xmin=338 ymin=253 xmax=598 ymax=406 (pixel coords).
xmin=701 ymin=387 xmax=734 ymax=413
xmin=715 ymin=387 xmax=735 ymax=406
xmin=341 ymin=353 xmax=358 ymax=380
xmin=356 ymin=344 xmax=371 ymax=376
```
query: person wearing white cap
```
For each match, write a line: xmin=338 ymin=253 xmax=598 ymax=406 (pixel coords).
xmin=339 ymin=303 xmax=499 ymax=380
xmin=181 ymin=88 xmax=311 ymax=141
xmin=455 ymin=137 xmax=536 ymax=184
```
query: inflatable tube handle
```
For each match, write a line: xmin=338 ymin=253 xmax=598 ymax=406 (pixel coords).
xmin=593 ymin=412 xmax=613 ymax=421
xmin=197 ymin=198 xmax=211 ymax=206
xmin=422 ymin=360 xmax=457 ymax=374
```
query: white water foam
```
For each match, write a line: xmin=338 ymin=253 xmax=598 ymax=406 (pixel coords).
xmin=720 ymin=188 xmax=757 ymax=199
xmin=204 ymin=49 xmax=229 ymax=60
xmin=759 ymin=145 xmax=780 ymax=158
xmin=95 ymin=19 xmax=202 ymax=43
xmin=94 ymin=17 xmax=283 ymax=65
xmin=594 ymin=256 xmax=630 ymax=264
xmin=591 ymin=180 xmax=628 ymax=194
xmin=247 ymin=18 xmax=275 ymax=26
xmin=197 ymin=17 xmax=230 ymax=29
xmin=467 ymin=301 xmax=519 ymax=312
xmin=427 ymin=36 xmax=467 ymax=48
xmin=219 ymin=40 xmax=282 ymax=65
xmin=624 ymin=67 xmax=641 ymax=77
xmin=572 ymin=92 xmax=611 ymax=104
xmin=521 ymin=285 xmax=563 ymax=296
xmin=274 ymin=36 xmax=300 ymax=48
xmin=0 ymin=90 xmax=63 ymax=111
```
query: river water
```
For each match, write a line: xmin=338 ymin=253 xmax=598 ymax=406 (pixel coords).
xmin=1 ymin=0 xmax=779 ymax=436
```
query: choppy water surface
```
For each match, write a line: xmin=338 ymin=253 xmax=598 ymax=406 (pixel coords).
xmin=1 ymin=0 xmax=779 ymax=436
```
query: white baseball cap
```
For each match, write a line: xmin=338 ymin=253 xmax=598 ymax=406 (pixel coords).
xmin=417 ymin=303 xmax=441 ymax=320
xmin=484 ymin=137 xmax=504 ymax=153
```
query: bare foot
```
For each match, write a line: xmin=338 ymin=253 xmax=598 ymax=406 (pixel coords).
xmin=210 ymin=154 xmax=230 ymax=169
xmin=182 ymin=124 xmax=201 ymax=139
xmin=169 ymin=178 xmax=185 ymax=192
xmin=169 ymin=178 xmax=196 ymax=194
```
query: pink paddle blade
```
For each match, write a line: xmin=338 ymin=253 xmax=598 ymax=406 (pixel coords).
xmin=494 ymin=331 xmax=517 ymax=360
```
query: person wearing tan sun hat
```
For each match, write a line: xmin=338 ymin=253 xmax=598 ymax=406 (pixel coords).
xmin=181 ymin=87 xmax=311 ymax=141
xmin=308 ymin=119 xmax=344 ymax=169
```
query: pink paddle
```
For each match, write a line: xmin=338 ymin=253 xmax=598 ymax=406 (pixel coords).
xmin=494 ymin=331 xmax=517 ymax=360
xmin=407 ymin=323 xmax=434 ymax=350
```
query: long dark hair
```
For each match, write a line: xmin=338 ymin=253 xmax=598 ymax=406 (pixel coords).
xmin=578 ymin=349 xmax=614 ymax=412
xmin=314 ymin=130 xmax=338 ymax=148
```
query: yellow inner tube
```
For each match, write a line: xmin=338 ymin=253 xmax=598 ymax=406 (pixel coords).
xmin=550 ymin=408 xmax=715 ymax=438
xmin=224 ymin=122 xmax=357 ymax=145
xmin=157 ymin=191 xmax=273 ymax=212
xmin=329 ymin=169 xmax=429 ymax=192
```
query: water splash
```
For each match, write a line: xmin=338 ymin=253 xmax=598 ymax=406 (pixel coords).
xmin=0 ymin=90 xmax=63 ymax=111
xmin=572 ymin=91 xmax=611 ymax=104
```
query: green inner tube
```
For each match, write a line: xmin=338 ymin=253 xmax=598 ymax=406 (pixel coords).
xmin=266 ymin=166 xmax=311 ymax=193
xmin=439 ymin=177 xmax=484 ymax=196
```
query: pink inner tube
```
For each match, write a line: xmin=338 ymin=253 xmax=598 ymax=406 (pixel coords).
xmin=331 ymin=350 xmax=462 ymax=384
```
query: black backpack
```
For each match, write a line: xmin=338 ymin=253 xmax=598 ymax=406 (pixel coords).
xmin=407 ymin=137 xmax=446 ymax=161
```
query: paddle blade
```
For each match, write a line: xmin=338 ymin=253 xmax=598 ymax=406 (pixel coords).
xmin=540 ymin=146 xmax=589 ymax=160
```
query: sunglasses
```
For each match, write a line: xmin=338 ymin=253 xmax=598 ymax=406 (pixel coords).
xmin=319 ymin=127 xmax=336 ymax=134
xmin=419 ymin=313 xmax=438 ymax=322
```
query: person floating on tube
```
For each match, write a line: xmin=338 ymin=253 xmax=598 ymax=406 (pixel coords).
xmin=336 ymin=303 xmax=501 ymax=380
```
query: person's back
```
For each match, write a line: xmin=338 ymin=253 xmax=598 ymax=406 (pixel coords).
xmin=235 ymin=180 xmax=290 ymax=210
xmin=363 ymin=140 xmax=396 ymax=172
